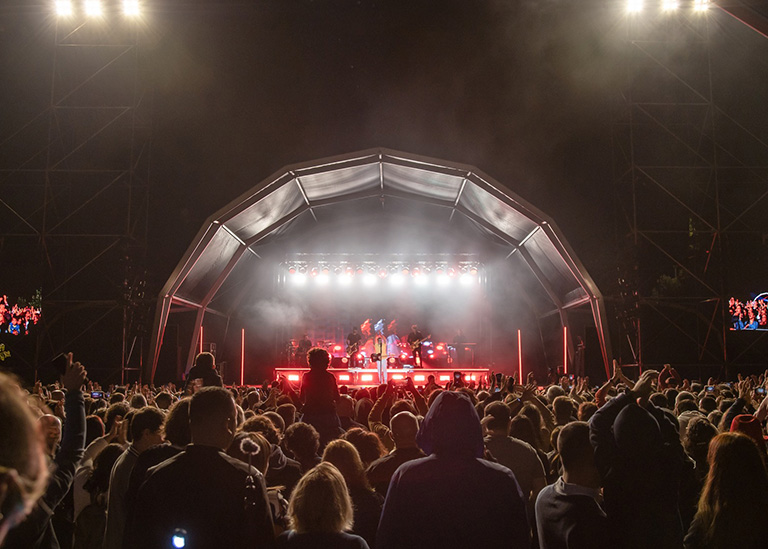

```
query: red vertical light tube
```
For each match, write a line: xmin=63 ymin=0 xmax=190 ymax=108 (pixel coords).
xmin=199 ymin=326 xmax=204 ymax=354
xmin=240 ymin=328 xmax=245 ymax=386
xmin=517 ymin=329 xmax=523 ymax=382
xmin=563 ymin=325 xmax=568 ymax=375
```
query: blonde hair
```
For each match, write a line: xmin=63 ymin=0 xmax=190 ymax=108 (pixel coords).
xmin=322 ymin=439 xmax=370 ymax=490
xmin=0 ymin=373 xmax=49 ymax=517
xmin=287 ymin=462 xmax=353 ymax=534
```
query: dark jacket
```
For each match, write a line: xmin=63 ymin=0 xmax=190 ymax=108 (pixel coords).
xmin=376 ymin=391 xmax=529 ymax=549
xmin=126 ymin=444 xmax=274 ymax=549
xmin=590 ymin=391 xmax=688 ymax=549
xmin=535 ymin=478 xmax=610 ymax=549
xmin=5 ymin=390 xmax=86 ymax=549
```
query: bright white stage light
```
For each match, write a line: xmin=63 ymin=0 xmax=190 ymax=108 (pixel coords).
xmin=123 ymin=0 xmax=140 ymax=16
xmin=363 ymin=273 xmax=377 ymax=287
xmin=84 ymin=0 xmax=102 ymax=17
xmin=316 ymin=273 xmax=329 ymax=285
xmin=291 ymin=273 xmax=306 ymax=286
xmin=460 ymin=273 xmax=474 ymax=286
xmin=661 ymin=0 xmax=678 ymax=11
xmin=414 ymin=274 xmax=427 ymax=286
xmin=339 ymin=273 xmax=353 ymax=286
xmin=55 ymin=0 xmax=73 ymax=16
xmin=437 ymin=274 xmax=450 ymax=287
xmin=693 ymin=0 xmax=709 ymax=11
xmin=390 ymin=274 xmax=404 ymax=287
xmin=626 ymin=0 xmax=643 ymax=13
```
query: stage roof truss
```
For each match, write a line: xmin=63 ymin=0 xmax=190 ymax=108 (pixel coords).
xmin=149 ymin=148 xmax=612 ymax=381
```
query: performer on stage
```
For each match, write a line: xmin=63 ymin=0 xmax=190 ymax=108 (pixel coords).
xmin=407 ymin=324 xmax=425 ymax=367
xmin=386 ymin=321 xmax=401 ymax=359
xmin=346 ymin=327 xmax=362 ymax=368
xmin=453 ymin=328 xmax=468 ymax=366
xmin=295 ymin=333 xmax=312 ymax=366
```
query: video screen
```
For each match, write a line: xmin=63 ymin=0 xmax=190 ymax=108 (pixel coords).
xmin=0 ymin=293 xmax=42 ymax=336
xmin=729 ymin=294 xmax=768 ymax=331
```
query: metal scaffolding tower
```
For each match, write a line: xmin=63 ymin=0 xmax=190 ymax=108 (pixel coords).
xmin=0 ymin=10 xmax=153 ymax=382
xmin=614 ymin=5 xmax=768 ymax=371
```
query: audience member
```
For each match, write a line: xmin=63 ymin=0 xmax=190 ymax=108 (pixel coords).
xmin=536 ymin=421 xmax=609 ymax=549
xmin=377 ymin=391 xmax=529 ymax=549
xmin=283 ymin=422 xmax=321 ymax=474
xmin=322 ymin=440 xmax=383 ymax=547
xmin=684 ymin=432 xmax=768 ymax=549
xmin=366 ymin=411 xmax=425 ymax=497
xmin=277 ymin=462 xmax=368 ymax=548
xmin=127 ymin=386 xmax=274 ymax=548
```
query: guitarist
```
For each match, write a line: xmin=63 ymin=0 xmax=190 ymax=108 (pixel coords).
xmin=407 ymin=324 xmax=426 ymax=368
xmin=346 ymin=327 xmax=362 ymax=368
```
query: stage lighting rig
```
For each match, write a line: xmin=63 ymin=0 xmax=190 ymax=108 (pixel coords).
xmin=626 ymin=0 xmax=643 ymax=13
xmin=84 ymin=0 xmax=103 ymax=17
xmin=55 ymin=0 xmax=73 ymax=16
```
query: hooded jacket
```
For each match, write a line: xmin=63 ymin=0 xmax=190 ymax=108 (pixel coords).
xmin=376 ymin=391 xmax=529 ymax=549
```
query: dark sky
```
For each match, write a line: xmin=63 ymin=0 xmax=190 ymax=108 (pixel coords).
xmin=1 ymin=0 xmax=767 ymax=374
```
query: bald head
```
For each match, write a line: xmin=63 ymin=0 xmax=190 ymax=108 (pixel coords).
xmin=390 ymin=411 xmax=419 ymax=448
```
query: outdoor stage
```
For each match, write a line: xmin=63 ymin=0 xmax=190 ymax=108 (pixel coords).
xmin=275 ymin=367 xmax=490 ymax=388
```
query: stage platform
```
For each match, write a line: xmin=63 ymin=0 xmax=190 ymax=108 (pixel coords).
xmin=274 ymin=367 xmax=489 ymax=388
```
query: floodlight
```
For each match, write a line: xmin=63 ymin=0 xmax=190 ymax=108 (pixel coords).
xmin=437 ymin=274 xmax=450 ymax=287
xmin=123 ymin=0 xmax=140 ymax=16
xmin=84 ymin=0 xmax=102 ymax=17
xmin=316 ymin=273 xmax=329 ymax=285
xmin=339 ymin=274 xmax=352 ymax=286
xmin=390 ymin=274 xmax=404 ymax=287
xmin=460 ymin=273 xmax=474 ymax=286
xmin=291 ymin=273 xmax=306 ymax=286
xmin=626 ymin=0 xmax=643 ymax=13
xmin=661 ymin=0 xmax=678 ymax=11
xmin=363 ymin=273 xmax=377 ymax=287
xmin=693 ymin=0 xmax=709 ymax=11
xmin=55 ymin=0 xmax=73 ymax=16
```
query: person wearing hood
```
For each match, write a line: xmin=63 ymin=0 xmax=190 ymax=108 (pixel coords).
xmin=376 ymin=391 xmax=529 ymax=549
xmin=589 ymin=369 xmax=690 ymax=549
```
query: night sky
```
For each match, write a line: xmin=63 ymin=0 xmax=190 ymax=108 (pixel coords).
xmin=1 ymin=0 xmax=767 ymax=379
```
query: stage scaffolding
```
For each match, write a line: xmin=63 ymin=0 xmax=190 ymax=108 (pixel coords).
xmin=614 ymin=6 xmax=768 ymax=372
xmin=0 ymin=13 xmax=153 ymax=382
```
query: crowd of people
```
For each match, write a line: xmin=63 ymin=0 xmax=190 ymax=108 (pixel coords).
xmin=1 ymin=349 xmax=768 ymax=548
xmin=0 ymin=294 xmax=41 ymax=336
xmin=728 ymin=296 xmax=768 ymax=330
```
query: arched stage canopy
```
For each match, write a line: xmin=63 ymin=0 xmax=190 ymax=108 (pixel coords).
xmin=147 ymin=148 xmax=612 ymax=382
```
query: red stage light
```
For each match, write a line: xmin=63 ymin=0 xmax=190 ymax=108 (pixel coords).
xmin=342 ymin=357 xmax=349 ymax=364
xmin=400 ymin=353 xmax=408 ymax=360
xmin=414 ymin=375 xmax=426 ymax=382
xmin=333 ymin=345 xmax=342 ymax=351
xmin=361 ymin=374 xmax=374 ymax=382
xmin=356 ymin=353 xmax=363 ymax=360
xmin=388 ymin=357 xmax=396 ymax=364
xmin=288 ymin=374 xmax=300 ymax=382
xmin=338 ymin=374 xmax=350 ymax=381
xmin=392 ymin=374 xmax=404 ymax=380
xmin=288 ymin=267 xmax=296 ymax=274
xmin=439 ymin=375 xmax=451 ymax=382
xmin=436 ymin=344 xmax=444 ymax=351
xmin=309 ymin=268 xmax=318 ymax=277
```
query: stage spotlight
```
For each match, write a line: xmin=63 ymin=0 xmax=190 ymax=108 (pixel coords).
xmin=123 ymin=0 xmax=140 ymax=16
xmin=334 ymin=266 xmax=343 ymax=276
xmin=288 ymin=266 xmax=297 ymax=275
xmin=693 ymin=0 xmax=709 ymax=11
xmin=339 ymin=273 xmax=352 ymax=286
xmin=626 ymin=0 xmax=642 ymax=13
xmin=84 ymin=0 xmax=103 ymax=17
xmin=469 ymin=266 xmax=478 ymax=276
xmin=309 ymin=267 xmax=318 ymax=277
xmin=435 ymin=267 xmax=445 ymax=276
xmin=412 ymin=267 xmax=420 ymax=276
xmin=355 ymin=266 xmax=364 ymax=276
xmin=55 ymin=0 xmax=73 ymax=16
xmin=363 ymin=273 xmax=377 ymax=287
xmin=321 ymin=266 xmax=330 ymax=275
xmin=437 ymin=274 xmax=450 ymax=287
xmin=447 ymin=267 xmax=457 ymax=278
xmin=291 ymin=273 xmax=307 ymax=286
xmin=460 ymin=273 xmax=474 ymax=286
xmin=414 ymin=274 xmax=427 ymax=286
xmin=390 ymin=273 xmax=404 ymax=287
xmin=378 ymin=268 xmax=388 ymax=278
xmin=316 ymin=273 xmax=329 ymax=285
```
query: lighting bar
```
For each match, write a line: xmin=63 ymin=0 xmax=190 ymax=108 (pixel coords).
xmin=517 ymin=329 xmax=523 ymax=383
xmin=287 ymin=374 xmax=300 ymax=382
xmin=626 ymin=0 xmax=643 ymax=13
xmin=199 ymin=326 xmax=203 ymax=354
xmin=693 ymin=0 xmax=709 ymax=11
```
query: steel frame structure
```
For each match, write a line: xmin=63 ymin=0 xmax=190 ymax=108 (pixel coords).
xmin=615 ymin=6 xmax=768 ymax=368
xmin=0 ymin=13 xmax=152 ymax=381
